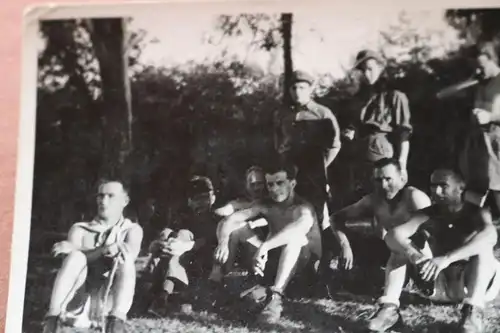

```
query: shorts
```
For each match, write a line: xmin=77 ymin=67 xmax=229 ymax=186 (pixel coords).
xmin=331 ymin=231 xmax=390 ymax=268
xmin=412 ymin=259 xmax=500 ymax=303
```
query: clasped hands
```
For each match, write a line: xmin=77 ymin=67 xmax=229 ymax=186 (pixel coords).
xmin=472 ymin=108 xmax=491 ymax=125
xmin=152 ymin=238 xmax=194 ymax=257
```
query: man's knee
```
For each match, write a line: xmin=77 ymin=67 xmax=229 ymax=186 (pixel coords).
xmin=386 ymin=251 xmax=409 ymax=269
xmin=116 ymin=256 xmax=136 ymax=278
xmin=471 ymin=249 xmax=496 ymax=266
xmin=62 ymin=250 xmax=87 ymax=268
xmin=231 ymin=226 xmax=257 ymax=244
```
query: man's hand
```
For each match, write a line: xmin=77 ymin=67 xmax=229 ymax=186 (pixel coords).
xmin=214 ymin=242 xmax=230 ymax=264
xmin=52 ymin=241 xmax=76 ymax=257
xmin=342 ymin=128 xmax=355 ymax=141
xmin=104 ymin=243 xmax=120 ymax=258
xmin=417 ymin=256 xmax=451 ymax=282
xmin=253 ymin=243 xmax=269 ymax=276
xmin=339 ymin=244 xmax=354 ymax=270
xmin=473 ymin=108 xmax=492 ymax=125
xmin=165 ymin=239 xmax=194 ymax=257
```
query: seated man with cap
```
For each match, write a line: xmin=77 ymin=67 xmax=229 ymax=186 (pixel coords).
xmin=145 ymin=176 xmax=220 ymax=315
xmin=277 ymin=70 xmax=342 ymax=294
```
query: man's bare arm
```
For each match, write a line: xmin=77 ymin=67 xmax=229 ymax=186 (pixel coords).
xmin=385 ymin=211 xmax=430 ymax=263
xmin=64 ymin=225 xmax=109 ymax=262
xmin=397 ymin=141 xmax=410 ymax=171
xmin=408 ymin=189 xmax=432 ymax=211
xmin=218 ymin=206 xmax=264 ymax=244
xmin=261 ymin=205 xmax=314 ymax=251
xmin=445 ymin=208 xmax=497 ymax=264
xmin=121 ymin=224 xmax=144 ymax=260
xmin=214 ymin=202 xmax=237 ymax=217
xmin=325 ymin=147 xmax=341 ymax=168
xmin=330 ymin=195 xmax=373 ymax=236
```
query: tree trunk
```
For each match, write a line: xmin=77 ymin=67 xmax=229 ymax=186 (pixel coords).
xmin=281 ymin=13 xmax=293 ymax=107
xmin=274 ymin=13 xmax=293 ymax=152
xmin=88 ymin=18 xmax=133 ymax=179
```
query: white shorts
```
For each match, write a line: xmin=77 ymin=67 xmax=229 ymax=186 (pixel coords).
xmin=420 ymin=259 xmax=500 ymax=304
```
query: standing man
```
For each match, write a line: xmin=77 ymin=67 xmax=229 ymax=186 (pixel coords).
xmin=460 ymin=42 xmax=500 ymax=216
xmin=43 ymin=179 xmax=143 ymax=333
xmin=278 ymin=70 xmax=341 ymax=228
xmin=386 ymin=169 xmax=500 ymax=333
xmin=350 ymin=50 xmax=412 ymax=194
xmin=277 ymin=70 xmax=341 ymax=290
xmin=215 ymin=158 xmax=322 ymax=324
xmin=329 ymin=158 xmax=431 ymax=332
xmin=145 ymin=176 xmax=220 ymax=315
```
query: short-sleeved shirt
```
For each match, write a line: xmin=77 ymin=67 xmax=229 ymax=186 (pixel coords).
xmin=417 ymin=203 xmax=483 ymax=257
xmin=281 ymin=100 xmax=342 ymax=151
xmin=358 ymin=80 xmax=412 ymax=142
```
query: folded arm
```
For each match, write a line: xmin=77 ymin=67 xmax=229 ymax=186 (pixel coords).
xmin=218 ymin=205 xmax=265 ymax=245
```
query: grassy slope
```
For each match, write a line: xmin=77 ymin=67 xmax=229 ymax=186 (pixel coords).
xmin=22 ymin=229 xmax=500 ymax=333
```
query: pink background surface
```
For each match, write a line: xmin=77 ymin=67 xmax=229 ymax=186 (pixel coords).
xmin=0 ymin=0 xmax=497 ymax=331
xmin=0 ymin=2 xmax=128 ymax=331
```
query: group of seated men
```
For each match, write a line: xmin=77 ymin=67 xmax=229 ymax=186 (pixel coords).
xmin=42 ymin=157 xmax=500 ymax=333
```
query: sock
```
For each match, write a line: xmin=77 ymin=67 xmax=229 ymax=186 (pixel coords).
xmin=164 ymin=279 xmax=175 ymax=294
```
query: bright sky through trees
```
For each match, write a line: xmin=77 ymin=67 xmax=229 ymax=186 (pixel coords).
xmin=130 ymin=8 xmax=463 ymax=79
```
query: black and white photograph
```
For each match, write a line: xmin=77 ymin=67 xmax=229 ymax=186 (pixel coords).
xmin=8 ymin=1 xmax=500 ymax=332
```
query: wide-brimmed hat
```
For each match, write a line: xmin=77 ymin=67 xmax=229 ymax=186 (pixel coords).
xmin=353 ymin=49 xmax=384 ymax=70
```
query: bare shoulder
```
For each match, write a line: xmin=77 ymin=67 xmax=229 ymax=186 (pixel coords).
xmin=293 ymin=196 xmax=315 ymax=215
xmin=471 ymin=204 xmax=494 ymax=225
xmin=406 ymin=186 xmax=431 ymax=208
xmin=126 ymin=222 xmax=144 ymax=237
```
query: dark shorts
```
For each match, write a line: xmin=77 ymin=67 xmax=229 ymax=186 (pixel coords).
xmin=331 ymin=231 xmax=390 ymax=268
xmin=86 ymin=256 xmax=115 ymax=286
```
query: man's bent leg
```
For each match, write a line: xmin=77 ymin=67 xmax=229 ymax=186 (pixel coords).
xmin=378 ymin=252 xmax=408 ymax=307
xmin=110 ymin=256 xmax=137 ymax=320
xmin=223 ymin=226 xmax=259 ymax=274
xmin=272 ymin=238 xmax=308 ymax=293
xmin=257 ymin=240 xmax=308 ymax=324
xmin=368 ymin=252 xmax=406 ymax=332
xmin=48 ymin=251 xmax=88 ymax=317
xmin=456 ymin=251 xmax=498 ymax=333
xmin=464 ymin=251 xmax=498 ymax=308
